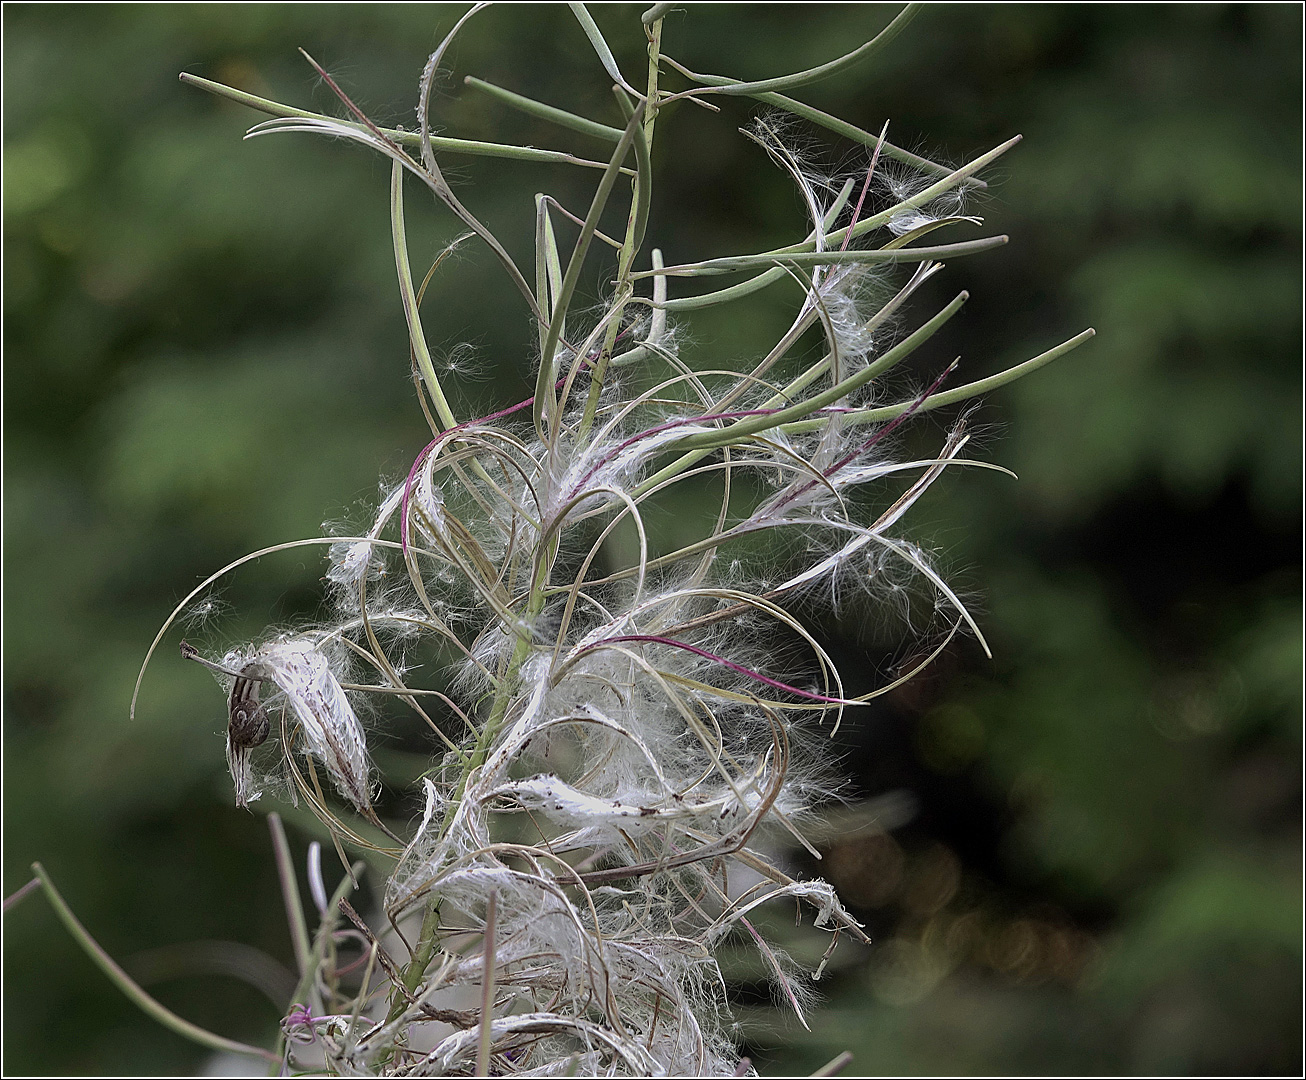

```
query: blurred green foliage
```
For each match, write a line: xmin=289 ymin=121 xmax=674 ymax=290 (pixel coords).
xmin=4 ymin=4 xmax=1299 ymax=1076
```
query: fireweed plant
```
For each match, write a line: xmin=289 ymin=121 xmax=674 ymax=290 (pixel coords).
xmin=24 ymin=4 xmax=1095 ymax=1077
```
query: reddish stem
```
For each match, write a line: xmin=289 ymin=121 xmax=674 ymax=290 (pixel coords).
xmin=586 ymin=634 xmax=847 ymax=704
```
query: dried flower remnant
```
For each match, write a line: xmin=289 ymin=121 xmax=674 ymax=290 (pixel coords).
xmin=181 ymin=637 xmax=376 ymax=817
xmin=125 ymin=4 xmax=1094 ymax=1076
xmin=180 ymin=640 xmax=270 ymax=808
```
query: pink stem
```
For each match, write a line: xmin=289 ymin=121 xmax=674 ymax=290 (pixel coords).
xmin=572 ymin=407 xmax=788 ymax=493
xmin=769 ymin=359 xmax=957 ymax=514
xmin=400 ymin=385 xmax=558 ymax=552
xmin=587 ymin=634 xmax=847 ymax=704
xmin=839 ymin=120 xmax=888 ymax=254
xmin=398 ymin=331 xmax=636 ymax=552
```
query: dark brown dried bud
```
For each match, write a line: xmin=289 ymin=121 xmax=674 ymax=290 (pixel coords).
xmin=228 ymin=670 xmax=270 ymax=749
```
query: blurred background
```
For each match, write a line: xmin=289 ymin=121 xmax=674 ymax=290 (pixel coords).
xmin=4 ymin=4 xmax=1300 ymax=1076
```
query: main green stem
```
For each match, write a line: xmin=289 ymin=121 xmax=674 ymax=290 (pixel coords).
xmin=388 ymin=11 xmax=668 ymax=1045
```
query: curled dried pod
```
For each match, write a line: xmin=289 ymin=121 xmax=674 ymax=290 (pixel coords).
xmin=182 ymin=640 xmax=271 ymax=807
xmin=227 ymin=669 xmax=270 ymax=751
